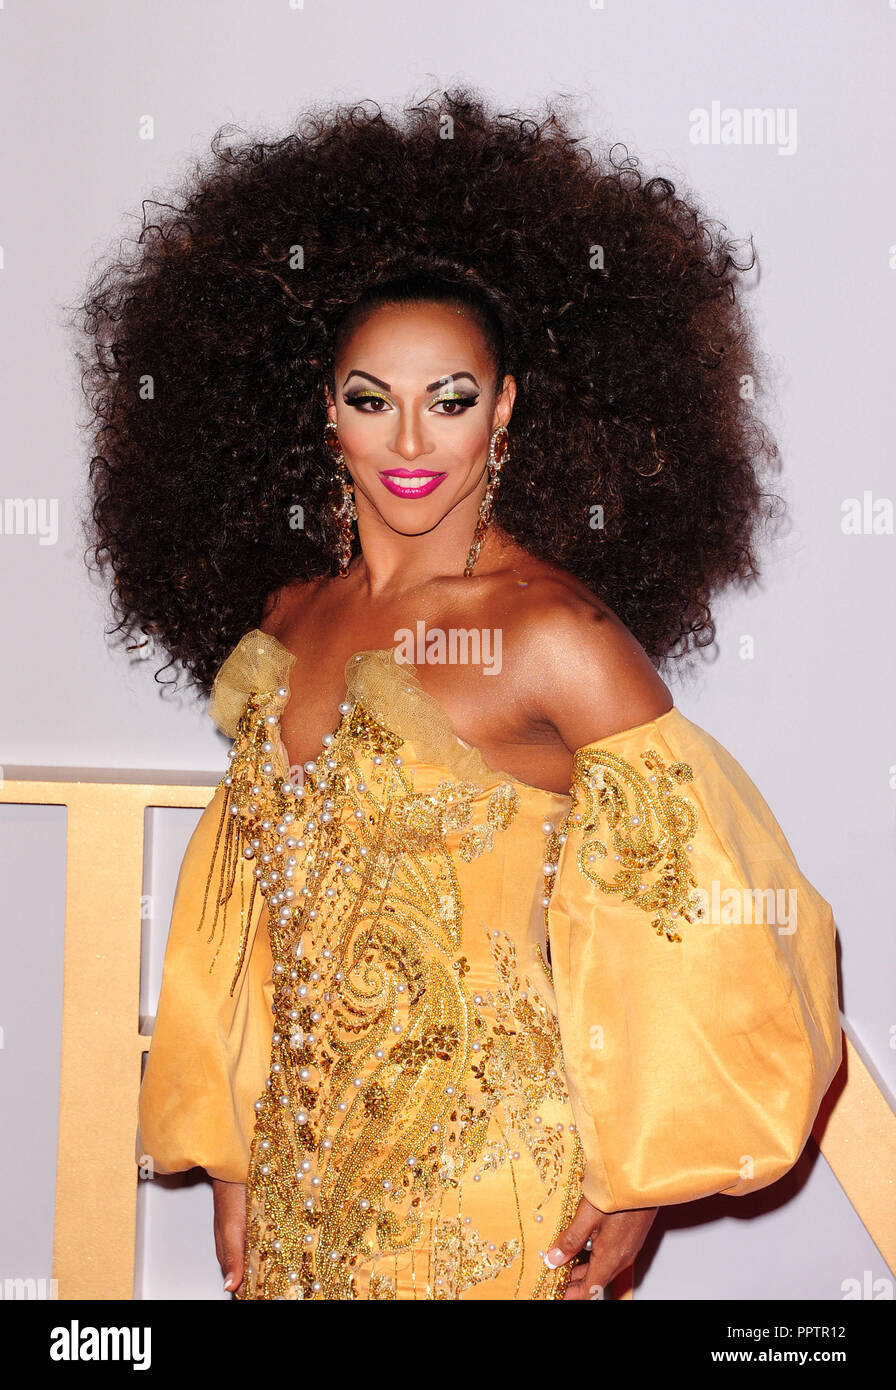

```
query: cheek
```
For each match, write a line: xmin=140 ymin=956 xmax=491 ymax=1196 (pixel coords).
xmin=451 ymin=417 xmax=492 ymax=463
xmin=333 ymin=415 xmax=373 ymax=459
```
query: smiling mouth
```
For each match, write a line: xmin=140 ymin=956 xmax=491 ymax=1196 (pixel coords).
xmin=378 ymin=469 xmax=447 ymax=497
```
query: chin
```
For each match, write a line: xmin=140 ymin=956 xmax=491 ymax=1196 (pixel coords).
xmin=385 ymin=514 xmax=451 ymax=539
xmin=368 ymin=492 xmax=460 ymax=531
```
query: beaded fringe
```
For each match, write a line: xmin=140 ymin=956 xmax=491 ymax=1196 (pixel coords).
xmin=197 ymin=778 xmax=260 ymax=997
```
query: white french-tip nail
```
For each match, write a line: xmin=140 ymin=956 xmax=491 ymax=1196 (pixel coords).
xmin=223 ymin=1276 xmax=234 ymax=1292
xmin=543 ymin=1250 xmax=561 ymax=1269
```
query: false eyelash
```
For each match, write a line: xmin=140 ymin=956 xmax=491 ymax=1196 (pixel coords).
xmin=342 ymin=391 xmax=480 ymax=410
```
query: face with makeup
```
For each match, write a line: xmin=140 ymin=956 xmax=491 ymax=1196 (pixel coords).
xmin=324 ymin=301 xmax=516 ymax=539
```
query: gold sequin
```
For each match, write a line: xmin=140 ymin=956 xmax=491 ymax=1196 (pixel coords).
xmin=543 ymin=743 xmax=703 ymax=944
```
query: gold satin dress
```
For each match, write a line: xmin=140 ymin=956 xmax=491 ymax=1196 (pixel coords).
xmin=136 ymin=629 xmax=842 ymax=1300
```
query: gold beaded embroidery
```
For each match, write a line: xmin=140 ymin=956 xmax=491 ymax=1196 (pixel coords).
xmin=535 ymin=943 xmax=553 ymax=984
xmin=202 ymin=669 xmax=577 ymax=1301
xmin=392 ymin=778 xmax=519 ymax=861
xmin=543 ymin=743 xmax=703 ymax=944
xmin=431 ymin=1222 xmax=522 ymax=1299
xmin=474 ymin=929 xmax=570 ymax=1205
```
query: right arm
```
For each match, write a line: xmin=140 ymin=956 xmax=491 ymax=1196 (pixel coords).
xmin=136 ymin=783 xmax=274 ymax=1294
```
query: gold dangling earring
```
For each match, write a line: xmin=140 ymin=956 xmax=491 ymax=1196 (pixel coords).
xmin=464 ymin=425 xmax=509 ymax=577
xmin=324 ymin=422 xmax=357 ymax=578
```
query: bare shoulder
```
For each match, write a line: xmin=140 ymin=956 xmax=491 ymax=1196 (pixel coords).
xmin=500 ymin=558 xmax=674 ymax=750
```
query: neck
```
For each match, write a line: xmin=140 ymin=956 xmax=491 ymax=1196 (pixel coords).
xmin=349 ymin=489 xmax=507 ymax=599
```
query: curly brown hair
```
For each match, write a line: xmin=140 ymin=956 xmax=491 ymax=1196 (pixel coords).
xmin=74 ymin=87 xmax=781 ymax=695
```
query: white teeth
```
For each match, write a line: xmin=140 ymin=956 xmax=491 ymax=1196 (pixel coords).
xmin=385 ymin=475 xmax=438 ymax=490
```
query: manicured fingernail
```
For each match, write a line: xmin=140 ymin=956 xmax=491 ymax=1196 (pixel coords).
xmin=544 ymin=1248 xmax=564 ymax=1268
xmin=223 ymin=1275 xmax=234 ymax=1292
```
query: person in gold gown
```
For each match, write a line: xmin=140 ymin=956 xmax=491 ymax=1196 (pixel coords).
xmin=78 ymin=90 xmax=842 ymax=1300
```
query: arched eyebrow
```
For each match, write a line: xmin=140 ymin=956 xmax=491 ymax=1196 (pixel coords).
xmin=342 ymin=370 xmax=481 ymax=392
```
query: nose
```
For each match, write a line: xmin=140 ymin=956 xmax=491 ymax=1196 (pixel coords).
xmin=391 ymin=406 xmax=434 ymax=463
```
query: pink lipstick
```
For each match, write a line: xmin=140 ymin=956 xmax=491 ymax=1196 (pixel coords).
xmin=378 ymin=468 xmax=447 ymax=498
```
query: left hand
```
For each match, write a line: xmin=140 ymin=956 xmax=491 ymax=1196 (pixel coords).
xmin=546 ymin=1193 xmax=658 ymax=1300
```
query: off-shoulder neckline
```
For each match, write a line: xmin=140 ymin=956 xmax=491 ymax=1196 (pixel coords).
xmin=579 ymin=703 xmax=681 ymax=749
xmin=235 ymin=628 xmax=683 ymax=799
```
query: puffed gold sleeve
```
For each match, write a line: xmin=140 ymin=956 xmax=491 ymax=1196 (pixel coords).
xmin=135 ymin=628 xmax=295 ymax=1183
xmin=544 ymin=708 xmax=842 ymax=1212
xmin=136 ymin=787 xmax=274 ymax=1182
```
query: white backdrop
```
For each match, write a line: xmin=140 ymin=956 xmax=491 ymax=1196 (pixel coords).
xmin=0 ymin=0 xmax=893 ymax=1300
